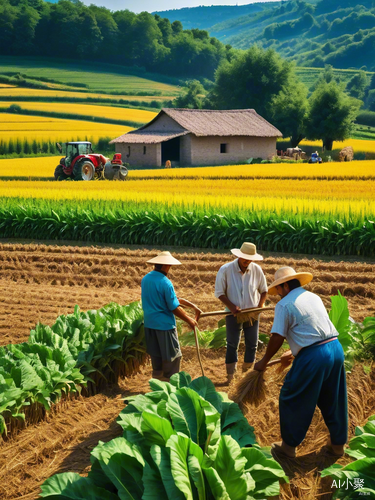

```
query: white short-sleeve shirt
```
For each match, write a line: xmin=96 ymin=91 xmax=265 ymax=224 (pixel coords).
xmin=271 ymin=287 xmax=339 ymax=356
xmin=215 ymin=259 xmax=267 ymax=309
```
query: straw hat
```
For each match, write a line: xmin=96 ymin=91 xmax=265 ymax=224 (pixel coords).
xmin=231 ymin=242 xmax=263 ymax=261
xmin=268 ymin=266 xmax=313 ymax=295
xmin=146 ymin=251 xmax=181 ymax=266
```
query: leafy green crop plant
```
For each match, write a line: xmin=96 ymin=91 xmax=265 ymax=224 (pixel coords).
xmin=0 ymin=302 xmax=146 ymax=438
xmin=40 ymin=372 xmax=288 ymax=499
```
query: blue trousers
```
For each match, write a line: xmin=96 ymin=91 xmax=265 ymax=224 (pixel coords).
xmin=280 ymin=338 xmax=348 ymax=447
xmin=225 ymin=315 xmax=259 ymax=364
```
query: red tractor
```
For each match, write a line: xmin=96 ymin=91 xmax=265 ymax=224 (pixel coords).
xmin=54 ymin=142 xmax=128 ymax=181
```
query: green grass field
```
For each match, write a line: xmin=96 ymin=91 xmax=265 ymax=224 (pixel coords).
xmin=0 ymin=56 xmax=181 ymax=95
xmin=295 ymin=67 xmax=374 ymax=91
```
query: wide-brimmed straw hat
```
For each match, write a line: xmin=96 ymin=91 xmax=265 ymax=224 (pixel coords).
xmin=268 ymin=266 xmax=313 ymax=295
xmin=146 ymin=251 xmax=181 ymax=266
xmin=231 ymin=242 xmax=263 ymax=261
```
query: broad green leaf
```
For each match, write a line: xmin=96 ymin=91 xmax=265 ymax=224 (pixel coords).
xmin=212 ymin=436 xmax=248 ymax=500
xmin=170 ymin=372 xmax=192 ymax=389
xmin=188 ymin=377 xmax=222 ymax=413
xmin=91 ymin=437 xmax=145 ymax=500
xmin=141 ymin=410 xmax=176 ymax=446
xmin=40 ymin=472 xmax=119 ymax=499
xmin=150 ymin=444 xmax=185 ymax=500
xmin=141 ymin=461 xmax=168 ymax=500
xmin=203 ymin=467 xmax=230 ymax=500
xmin=167 ymin=435 xmax=195 ymax=500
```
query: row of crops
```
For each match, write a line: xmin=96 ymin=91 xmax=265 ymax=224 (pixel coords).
xmin=39 ymin=373 xmax=375 ymax=500
xmin=0 ymin=198 xmax=374 ymax=257
xmin=0 ymin=301 xmax=146 ymax=437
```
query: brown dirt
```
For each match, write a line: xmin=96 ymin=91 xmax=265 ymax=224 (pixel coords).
xmin=0 ymin=242 xmax=374 ymax=499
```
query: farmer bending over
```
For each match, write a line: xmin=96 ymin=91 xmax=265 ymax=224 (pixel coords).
xmin=254 ymin=266 xmax=348 ymax=459
xmin=141 ymin=251 xmax=201 ymax=381
xmin=215 ymin=242 xmax=267 ymax=382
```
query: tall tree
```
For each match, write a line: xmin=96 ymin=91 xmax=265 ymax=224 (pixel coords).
xmin=346 ymin=70 xmax=368 ymax=100
xmin=305 ymin=81 xmax=361 ymax=150
xmin=207 ymin=45 xmax=307 ymax=141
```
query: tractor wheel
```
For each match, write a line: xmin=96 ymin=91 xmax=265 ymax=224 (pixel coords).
xmin=73 ymin=160 xmax=95 ymax=181
xmin=54 ymin=164 xmax=70 ymax=181
xmin=104 ymin=163 xmax=128 ymax=181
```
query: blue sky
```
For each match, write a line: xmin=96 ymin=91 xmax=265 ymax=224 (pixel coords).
xmin=81 ymin=0 xmax=278 ymax=14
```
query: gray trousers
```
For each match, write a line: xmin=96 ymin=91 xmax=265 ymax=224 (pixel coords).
xmin=144 ymin=326 xmax=182 ymax=379
xmin=225 ymin=315 xmax=259 ymax=364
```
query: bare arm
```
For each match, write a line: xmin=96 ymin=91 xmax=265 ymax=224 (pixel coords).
xmin=258 ymin=291 xmax=267 ymax=308
xmin=218 ymin=295 xmax=240 ymax=316
xmin=173 ymin=306 xmax=198 ymax=330
xmin=254 ymin=333 xmax=285 ymax=371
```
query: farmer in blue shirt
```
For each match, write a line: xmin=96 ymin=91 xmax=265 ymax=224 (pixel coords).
xmin=254 ymin=266 xmax=348 ymax=459
xmin=141 ymin=251 xmax=201 ymax=381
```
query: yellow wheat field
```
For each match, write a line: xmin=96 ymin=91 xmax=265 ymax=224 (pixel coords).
xmin=0 ymin=102 xmax=157 ymax=123
xmin=0 ymin=114 xmax=131 ymax=142
xmin=2 ymin=156 xmax=375 ymax=180
xmin=0 ymin=178 xmax=373 ymax=219
xmin=300 ymin=138 xmax=375 ymax=153
xmin=0 ymin=87 xmax=172 ymax=101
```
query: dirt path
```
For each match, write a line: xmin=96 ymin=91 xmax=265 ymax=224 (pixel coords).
xmin=0 ymin=242 xmax=374 ymax=499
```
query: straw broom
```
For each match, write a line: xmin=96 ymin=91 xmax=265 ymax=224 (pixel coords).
xmin=232 ymin=358 xmax=285 ymax=407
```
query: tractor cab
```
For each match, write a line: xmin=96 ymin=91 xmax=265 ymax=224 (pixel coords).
xmin=64 ymin=142 xmax=93 ymax=167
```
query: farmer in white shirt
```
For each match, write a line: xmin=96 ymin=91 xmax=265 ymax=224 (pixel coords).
xmin=254 ymin=266 xmax=347 ymax=459
xmin=215 ymin=242 xmax=267 ymax=382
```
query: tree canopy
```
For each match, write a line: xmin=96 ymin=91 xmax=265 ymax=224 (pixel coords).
xmin=0 ymin=0 xmax=231 ymax=79
xmin=305 ymin=81 xmax=361 ymax=150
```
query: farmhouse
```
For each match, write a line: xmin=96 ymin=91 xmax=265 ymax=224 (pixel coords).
xmin=110 ymin=108 xmax=282 ymax=167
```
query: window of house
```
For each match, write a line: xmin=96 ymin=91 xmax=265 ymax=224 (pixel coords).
xmin=143 ymin=146 xmax=147 ymax=155
xmin=220 ymin=143 xmax=227 ymax=153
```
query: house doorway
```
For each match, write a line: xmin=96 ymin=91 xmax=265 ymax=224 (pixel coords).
xmin=162 ymin=137 xmax=180 ymax=164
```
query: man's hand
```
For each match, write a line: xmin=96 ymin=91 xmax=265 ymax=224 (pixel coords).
xmin=230 ymin=305 xmax=241 ymax=316
xmin=254 ymin=358 xmax=268 ymax=372
xmin=186 ymin=317 xmax=198 ymax=330
xmin=195 ymin=308 xmax=202 ymax=322
xmin=280 ymin=349 xmax=294 ymax=368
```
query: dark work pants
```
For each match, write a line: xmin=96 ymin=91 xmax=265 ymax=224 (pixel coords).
xmin=150 ymin=355 xmax=181 ymax=379
xmin=280 ymin=338 xmax=348 ymax=447
xmin=225 ymin=315 xmax=259 ymax=364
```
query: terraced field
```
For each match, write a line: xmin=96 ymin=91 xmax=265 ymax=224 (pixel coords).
xmin=0 ymin=242 xmax=374 ymax=500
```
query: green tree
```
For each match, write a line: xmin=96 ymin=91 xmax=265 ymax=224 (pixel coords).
xmin=305 ymin=81 xmax=361 ymax=150
xmin=346 ymin=70 xmax=368 ymax=100
xmin=271 ymin=76 xmax=309 ymax=146
xmin=207 ymin=46 xmax=306 ymax=140
xmin=172 ymin=80 xmax=205 ymax=109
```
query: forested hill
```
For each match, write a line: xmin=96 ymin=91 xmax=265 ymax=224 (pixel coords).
xmin=153 ymin=3 xmax=275 ymax=31
xmin=0 ymin=0 xmax=232 ymax=80
xmin=156 ymin=0 xmax=375 ymax=71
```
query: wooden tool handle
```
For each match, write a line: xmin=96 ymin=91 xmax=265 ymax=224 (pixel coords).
xmin=200 ymin=306 xmax=274 ymax=319
xmin=266 ymin=358 xmax=282 ymax=367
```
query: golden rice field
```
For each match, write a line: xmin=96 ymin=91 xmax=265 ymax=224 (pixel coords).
xmin=299 ymin=138 xmax=375 ymax=153
xmin=0 ymin=114 xmax=131 ymax=143
xmin=2 ymin=156 xmax=375 ymax=180
xmin=0 ymin=102 xmax=157 ymax=123
xmin=0 ymin=178 xmax=374 ymax=219
xmin=0 ymin=87 xmax=173 ymax=102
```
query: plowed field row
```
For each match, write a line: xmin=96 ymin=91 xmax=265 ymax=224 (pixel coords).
xmin=0 ymin=242 xmax=374 ymax=346
xmin=1 ymin=242 xmax=374 ymax=500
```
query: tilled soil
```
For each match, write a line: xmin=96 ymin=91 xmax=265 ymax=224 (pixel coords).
xmin=0 ymin=241 xmax=374 ymax=499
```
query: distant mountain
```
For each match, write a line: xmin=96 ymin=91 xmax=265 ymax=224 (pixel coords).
xmin=153 ymin=3 xmax=277 ymax=31
xmin=156 ymin=0 xmax=375 ymax=70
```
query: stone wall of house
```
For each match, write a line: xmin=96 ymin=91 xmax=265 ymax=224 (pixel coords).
xmin=115 ymin=143 xmax=161 ymax=167
xmin=189 ymin=136 xmax=277 ymax=166
xmin=180 ymin=135 xmax=192 ymax=165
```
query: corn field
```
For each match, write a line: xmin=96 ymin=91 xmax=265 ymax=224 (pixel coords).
xmin=0 ymin=199 xmax=374 ymax=256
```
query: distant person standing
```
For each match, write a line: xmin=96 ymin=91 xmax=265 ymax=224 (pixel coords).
xmin=215 ymin=242 xmax=267 ymax=382
xmin=141 ymin=251 xmax=201 ymax=381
